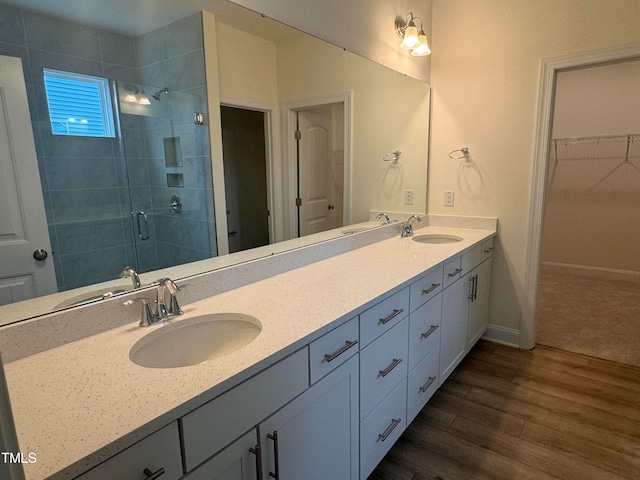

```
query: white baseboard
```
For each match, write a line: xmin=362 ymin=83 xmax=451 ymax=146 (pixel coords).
xmin=483 ymin=324 xmax=521 ymax=348
xmin=541 ymin=261 xmax=640 ymax=282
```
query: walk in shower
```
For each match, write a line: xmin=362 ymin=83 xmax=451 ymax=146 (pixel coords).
xmin=0 ymin=6 xmax=219 ymax=294
xmin=115 ymin=81 xmax=216 ymax=278
xmin=42 ymin=81 xmax=216 ymax=292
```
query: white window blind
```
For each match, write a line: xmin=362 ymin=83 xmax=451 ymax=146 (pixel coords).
xmin=43 ymin=68 xmax=115 ymax=138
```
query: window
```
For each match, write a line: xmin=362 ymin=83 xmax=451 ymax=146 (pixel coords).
xmin=43 ymin=68 xmax=115 ymax=138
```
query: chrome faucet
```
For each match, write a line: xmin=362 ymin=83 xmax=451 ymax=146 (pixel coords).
xmin=401 ymin=215 xmax=422 ymax=237
xmin=376 ymin=212 xmax=391 ymax=224
xmin=155 ymin=278 xmax=183 ymax=319
xmin=124 ymin=278 xmax=183 ymax=327
xmin=124 ymin=298 xmax=159 ymax=327
xmin=119 ymin=266 xmax=141 ymax=289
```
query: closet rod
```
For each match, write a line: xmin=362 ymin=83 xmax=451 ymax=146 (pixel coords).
xmin=551 ymin=133 xmax=639 ymax=164
xmin=552 ymin=132 xmax=640 ymax=144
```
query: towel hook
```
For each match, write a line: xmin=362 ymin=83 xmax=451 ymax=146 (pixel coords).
xmin=448 ymin=147 xmax=469 ymax=159
xmin=383 ymin=150 xmax=402 ymax=162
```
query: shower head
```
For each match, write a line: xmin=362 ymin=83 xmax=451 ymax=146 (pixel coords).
xmin=151 ymin=87 xmax=169 ymax=101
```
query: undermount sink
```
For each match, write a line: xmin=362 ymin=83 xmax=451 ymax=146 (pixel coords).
xmin=412 ymin=234 xmax=463 ymax=244
xmin=130 ymin=313 xmax=262 ymax=368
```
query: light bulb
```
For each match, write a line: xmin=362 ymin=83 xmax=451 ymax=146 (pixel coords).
xmin=400 ymin=22 xmax=420 ymax=49
xmin=411 ymin=32 xmax=431 ymax=56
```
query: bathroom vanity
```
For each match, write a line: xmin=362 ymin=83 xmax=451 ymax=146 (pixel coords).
xmin=1 ymin=217 xmax=495 ymax=480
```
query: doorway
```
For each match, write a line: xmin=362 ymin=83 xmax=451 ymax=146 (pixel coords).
xmin=284 ymin=94 xmax=351 ymax=239
xmin=534 ymin=60 xmax=640 ymax=366
xmin=220 ymin=106 xmax=270 ymax=253
xmin=296 ymin=104 xmax=345 ymax=237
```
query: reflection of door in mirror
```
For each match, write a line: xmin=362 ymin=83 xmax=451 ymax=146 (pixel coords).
xmin=0 ymin=56 xmax=58 ymax=306
xmin=220 ymin=106 xmax=270 ymax=254
xmin=297 ymin=104 xmax=345 ymax=237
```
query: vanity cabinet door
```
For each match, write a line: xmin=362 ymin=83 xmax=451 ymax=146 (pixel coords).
xmin=467 ymin=259 xmax=492 ymax=351
xmin=75 ymin=422 xmax=183 ymax=480
xmin=183 ymin=429 xmax=258 ymax=480
xmin=181 ymin=348 xmax=309 ymax=472
xmin=439 ymin=273 xmax=470 ymax=383
xmin=259 ymin=355 xmax=359 ymax=480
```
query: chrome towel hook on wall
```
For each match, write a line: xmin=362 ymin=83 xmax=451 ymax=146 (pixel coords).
xmin=383 ymin=150 xmax=402 ymax=162
xmin=449 ymin=147 xmax=469 ymax=159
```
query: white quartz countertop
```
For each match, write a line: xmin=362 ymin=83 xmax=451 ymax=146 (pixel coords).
xmin=4 ymin=225 xmax=494 ymax=480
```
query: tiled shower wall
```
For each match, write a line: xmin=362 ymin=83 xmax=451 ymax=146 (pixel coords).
xmin=133 ymin=13 xmax=215 ymax=270
xmin=0 ymin=4 xmax=215 ymax=290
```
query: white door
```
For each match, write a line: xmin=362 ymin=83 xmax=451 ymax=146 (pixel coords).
xmin=297 ymin=106 xmax=343 ymax=236
xmin=0 ymin=55 xmax=57 ymax=306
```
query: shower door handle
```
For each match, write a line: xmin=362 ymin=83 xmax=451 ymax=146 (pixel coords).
xmin=136 ymin=211 xmax=150 ymax=240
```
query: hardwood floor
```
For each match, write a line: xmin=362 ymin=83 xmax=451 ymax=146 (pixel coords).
xmin=368 ymin=340 xmax=640 ymax=480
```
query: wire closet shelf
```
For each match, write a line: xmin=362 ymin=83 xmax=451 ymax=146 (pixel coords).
xmin=550 ymin=133 xmax=640 ymax=165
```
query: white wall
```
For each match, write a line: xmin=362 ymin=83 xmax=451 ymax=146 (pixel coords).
xmin=542 ymin=60 xmax=640 ymax=272
xmin=216 ymin=23 xmax=279 ymax=103
xmin=276 ymin=33 xmax=430 ymax=223
xmin=552 ymin=60 xmax=640 ymax=138
xmin=428 ymin=0 xmax=640 ymax=342
xmin=228 ymin=0 xmax=433 ymax=83
xmin=212 ymin=19 xmax=430 ymax=230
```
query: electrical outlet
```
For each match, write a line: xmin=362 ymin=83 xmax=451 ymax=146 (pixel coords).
xmin=404 ymin=190 xmax=414 ymax=205
xmin=444 ymin=190 xmax=455 ymax=207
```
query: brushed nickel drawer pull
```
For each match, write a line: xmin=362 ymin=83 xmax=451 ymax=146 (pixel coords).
xmin=419 ymin=376 xmax=437 ymax=393
xmin=483 ymin=247 xmax=494 ymax=253
xmin=142 ymin=467 xmax=165 ymax=480
xmin=267 ymin=431 xmax=280 ymax=479
xmin=468 ymin=275 xmax=476 ymax=301
xmin=378 ymin=418 xmax=402 ymax=442
xmin=379 ymin=358 xmax=403 ymax=377
xmin=249 ymin=444 xmax=263 ymax=480
xmin=324 ymin=339 xmax=358 ymax=362
xmin=420 ymin=325 xmax=439 ymax=339
xmin=447 ymin=268 xmax=462 ymax=278
xmin=422 ymin=283 xmax=441 ymax=295
xmin=379 ymin=308 xmax=404 ymax=325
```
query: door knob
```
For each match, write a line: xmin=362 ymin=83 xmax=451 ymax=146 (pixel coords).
xmin=328 ymin=204 xmax=335 ymax=210
xmin=33 ymin=249 xmax=48 ymax=261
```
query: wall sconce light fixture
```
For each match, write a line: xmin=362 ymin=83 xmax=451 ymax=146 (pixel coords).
xmin=395 ymin=12 xmax=431 ymax=56
xmin=122 ymin=85 xmax=152 ymax=105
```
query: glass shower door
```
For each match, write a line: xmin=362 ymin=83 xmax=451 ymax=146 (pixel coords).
xmin=116 ymin=81 xmax=217 ymax=274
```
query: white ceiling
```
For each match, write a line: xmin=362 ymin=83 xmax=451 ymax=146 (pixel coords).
xmin=2 ymin=0 xmax=299 ymax=41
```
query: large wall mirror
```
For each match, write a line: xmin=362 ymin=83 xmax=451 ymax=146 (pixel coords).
xmin=0 ymin=0 xmax=430 ymax=326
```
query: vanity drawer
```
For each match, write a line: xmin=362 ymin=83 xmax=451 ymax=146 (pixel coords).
xmin=76 ymin=422 xmax=182 ymax=480
xmin=461 ymin=244 xmax=483 ymax=275
xmin=407 ymin=344 xmax=440 ymax=424
xmin=181 ymin=347 xmax=309 ymax=471
xmin=360 ymin=318 xmax=408 ymax=420
xmin=309 ymin=316 xmax=359 ymax=384
xmin=443 ymin=256 xmax=462 ymax=288
xmin=408 ymin=293 xmax=442 ymax=371
xmin=481 ymin=237 xmax=494 ymax=261
xmin=409 ymin=265 xmax=443 ymax=312
xmin=360 ymin=378 xmax=407 ymax=480
xmin=360 ymin=287 xmax=409 ymax=347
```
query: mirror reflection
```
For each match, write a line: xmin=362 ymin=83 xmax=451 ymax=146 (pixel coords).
xmin=0 ymin=0 xmax=430 ymax=325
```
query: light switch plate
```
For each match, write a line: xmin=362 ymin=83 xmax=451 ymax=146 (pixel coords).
xmin=444 ymin=190 xmax=454 ymax=207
